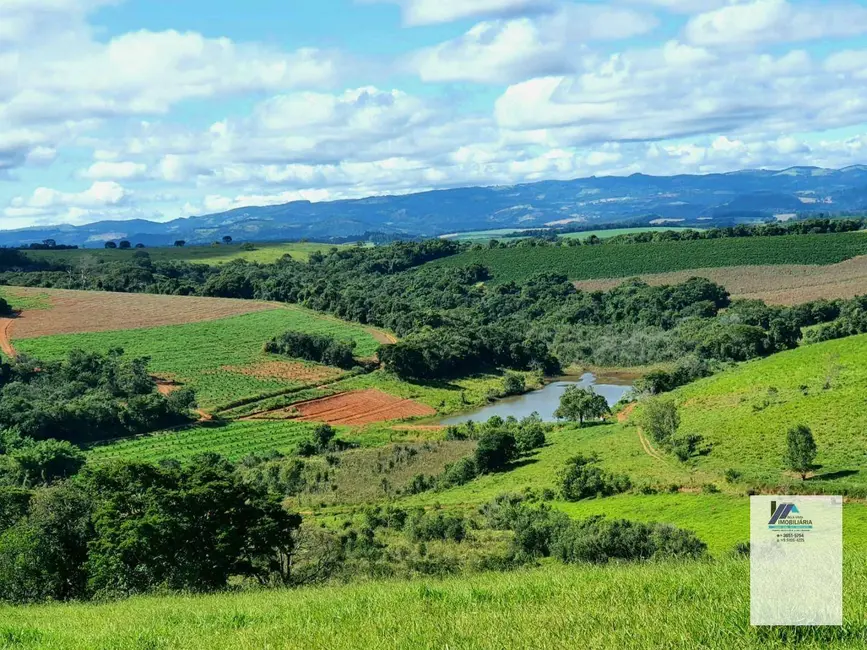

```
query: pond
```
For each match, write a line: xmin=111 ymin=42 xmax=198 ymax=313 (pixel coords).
xmin=438 ymin=373 xmax=633 ymax=425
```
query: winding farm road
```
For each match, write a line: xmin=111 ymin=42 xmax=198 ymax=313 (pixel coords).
xmin=0 ymin=318 xmax=17 ymax=358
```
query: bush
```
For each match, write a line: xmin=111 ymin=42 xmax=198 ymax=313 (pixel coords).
xmin=405 ymin=509 xmax=467 ymax=543
xmin=558 ymin=455 xmax=631 ymax=501
xmin=265 ymin=331 xmax=357 ymax=369
xmin=502 ymin=373 xmax=526 ymax=396
xmin=638 ymin=398 xmax=680 ymax=446
xmin=474 ymin=430 xmax=518 ymax=474
xmin=438 ymin=457 xmax=479 ymax=488
xmin=551 ymin=517 xmax=707 ymax=564
xmin=515 ymin=415 xmax=546 ymax=452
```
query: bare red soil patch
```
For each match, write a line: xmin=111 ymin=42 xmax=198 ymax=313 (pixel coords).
xmin=248 ymin=389 xmax=436 ymax=425
xmin=221 ymin=360 xmax=342 ymax=383
xmin=0 ymin=318 xmax=16 ymax=357
xmin=5 ymin=287 xmax=277 ymax=339
xmin=294 ymin=390 xmax=436 ymax=425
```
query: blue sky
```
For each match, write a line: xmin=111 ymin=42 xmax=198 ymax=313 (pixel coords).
xmin=3 ymin=0 xmax=867 ymax=231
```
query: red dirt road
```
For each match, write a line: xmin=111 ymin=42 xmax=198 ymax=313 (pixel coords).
xmin=0 ymin=318 xmax=16 ymax=358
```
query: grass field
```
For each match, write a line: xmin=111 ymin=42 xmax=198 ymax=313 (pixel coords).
xmin=24 ymin=242 xmax=350 ymax=266
xmin=3 ymin=557 xmax=867 ymax=650
xmin=14 ymin=308 xmax=384 ymax=411
xmin=656 ymin=333 xmax=867 ymax=493
xmin=430 ymin=232 xmax=867 ymax=283
xmin=573 ymin=255 xmax=867 ymax=305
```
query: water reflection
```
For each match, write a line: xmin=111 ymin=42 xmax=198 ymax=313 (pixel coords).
xmin=439 ymin=373 xmax=632 ymax=425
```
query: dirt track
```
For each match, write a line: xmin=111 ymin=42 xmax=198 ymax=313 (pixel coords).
xmin=0 ymin=318 xmax=16 ymax=358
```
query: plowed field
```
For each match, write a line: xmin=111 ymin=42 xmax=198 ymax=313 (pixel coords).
xmin=249 ymin=389 xmax=437 ymax=425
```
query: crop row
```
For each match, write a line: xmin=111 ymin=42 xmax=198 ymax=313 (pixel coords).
xmin=430 ymin=233 xmax=867 ymax=283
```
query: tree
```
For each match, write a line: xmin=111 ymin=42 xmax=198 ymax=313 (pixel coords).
xmin=9 ymin=439 xmax=86 ymax=487
xmin=174 ymin=240 xmax=186 ymax=247
xmin=638 ymin=398 xmax=680 ymax=446
xmin=104 ymin=241 xmax=117 ymax=249
xmin=118 ymin=240 xmax=131 ymax=249
xmin=554 ymin=386 xmax=610 ymax=426
xmin=42 ymin=239 xmax=56 ymax=248
xmin=0 ymin=297 xmax=12 ymax=317
xmin=502 ymin=372 xmax=525 ymax=396
xmin=222 ymin=235 xmax=233 ymax=245
xmin=474 ymin=430 xmax=517 ymax=473
xmin=786 ymin=424 xmax=817 ymax=480
xmin=134 ymin=243 xmax=145 ymax=249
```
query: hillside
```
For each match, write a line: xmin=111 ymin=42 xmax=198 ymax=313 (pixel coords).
xmin=428 ymin=232 xmax=867 ymax=283
xmin=2 ymin=166 xmax=867 ymax=247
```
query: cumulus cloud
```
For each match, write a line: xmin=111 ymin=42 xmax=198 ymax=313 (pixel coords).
xmin=362 ymin=0 xmax=554 ymax=26
xmin=3 ymin=181 xmax=134 ymax=227
xmin=412 ymin=5 xmax=658 ymax=84
xmin=79 ymin=161 xmax=148 ymax=181
xmin=493 ymin=43 xmax=867 ymax=148
xmin=685 ymin=0 xmax=867 ymax=47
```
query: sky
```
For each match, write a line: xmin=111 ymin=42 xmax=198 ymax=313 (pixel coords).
xmin=3 ymin=0 xmax=867 ymax=230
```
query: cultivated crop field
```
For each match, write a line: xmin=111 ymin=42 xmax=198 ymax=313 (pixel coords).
xmin=573 ymin=255 xmax=867 ymax=305
xmin=430 ymin=232 xmax=867 ymax=283
xmin=292 ymin=389 xmax=438 ymax=425
xmin=14 ymin=307 xmax=385 ymax=411
xmin=86 ymin=420 xmax=322 ymax=463
xmin=3 ymin=287 xmax=278 ymax=340
xmin=4 ymin=557 xmax=867 ymax=650
xmin=24 ymin=241 xmax=350 ymax=265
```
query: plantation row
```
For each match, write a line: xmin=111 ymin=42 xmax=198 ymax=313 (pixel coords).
xmin=87 ymin=421 xmax=321 ymax=463
xmin=429 ymin=232 xmax=867 ymax=283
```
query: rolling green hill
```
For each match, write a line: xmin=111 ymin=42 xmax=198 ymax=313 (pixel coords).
xmin=24 ymin=241 xmax=349 ymax=266
xmin=429 ymin=232 xmax=867 ymax=283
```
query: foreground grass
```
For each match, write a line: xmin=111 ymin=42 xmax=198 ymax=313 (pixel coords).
xmin=3 ymin=557 xmax=866 ymax=650
xmin=24 ymin=242 xmax=349 ymax=266
xmin=15 ymin=308 xmax=383 ymax=411
xmin=430 ymin=232 xmax=867 ymax=283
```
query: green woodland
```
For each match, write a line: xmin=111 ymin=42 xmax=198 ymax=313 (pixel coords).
xmin=1 ymin=221 xmax=866 ymax=648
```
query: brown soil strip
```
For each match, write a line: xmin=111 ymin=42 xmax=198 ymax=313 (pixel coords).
xmin=616 ymin=402 xmax=637 ymax=423
xmin=573 ymin=255 xmax=867 ymax=306
xmin=0 ymin=318 xmax=16 ymax=358
xmin=220 ymin=361 xmax=341 ymax=383
xmin=246 ymin=389 xmax=436 ymax=426
xmin=6 ymin=287 xmax=278 ymax=339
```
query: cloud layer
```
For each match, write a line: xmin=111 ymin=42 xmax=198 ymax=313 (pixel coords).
xmin=3 ymin=0 xmax=867 ymax=227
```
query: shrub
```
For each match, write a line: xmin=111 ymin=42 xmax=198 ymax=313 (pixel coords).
xmin=502 ymin=373 xmax=526 ymax=396
xmin=638 ymin=398 xmax=680 ymax=446
xmin=558 ymin=455 xmax=631 ymax=501
xmin=405 ymin=510 xmax=467 ymax=543
xmin=265 ymin=331 xmax=357 ymax=369
xmin=474 ymin=430 xmax=518 ymax=474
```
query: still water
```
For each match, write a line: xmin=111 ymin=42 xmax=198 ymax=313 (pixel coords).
xmin=438 ymin=373 xmax=632 ymax=425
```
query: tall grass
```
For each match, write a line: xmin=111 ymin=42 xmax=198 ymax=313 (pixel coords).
xmin=2 ymin=557 xmax=865 ymax=649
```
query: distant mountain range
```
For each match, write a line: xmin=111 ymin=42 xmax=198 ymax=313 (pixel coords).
xmin=4 ymin=166 xmax=867 ymax=248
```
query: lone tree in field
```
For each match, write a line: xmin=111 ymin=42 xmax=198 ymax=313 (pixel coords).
xmin=638 ymin=397 xmax=680 ymax=446
xmin=118 ymin=240 xmax=131 ymax=249
xmin=174 ymin=240 xmax=186 ymax=247
xmin=786 ymin=424 xmax=817 ymax=480
xmin=104 ymin=241 xmax=117 ymax=249
xmin=222 ymin=235 xmax=233 ymax=245
xmin=554 ymin=386 xmax=610 ymax=426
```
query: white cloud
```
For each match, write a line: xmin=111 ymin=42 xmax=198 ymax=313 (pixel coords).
xmin=412 ymin=5 xmax=658 ymax=84
xmin=493 ymin=44 xmax=867 ymax=148
xmin=685 ymin=0 xmax=867 ymax=47
xmin=3 ymin=181 xmax=135 ymax=227
xmin=363 ymin=0 xmax=554 ymax=26
xmin=621 ymin=0 xmax=730 ymax=13
xmin=80 ymin=160 xmax=148 ymax=180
